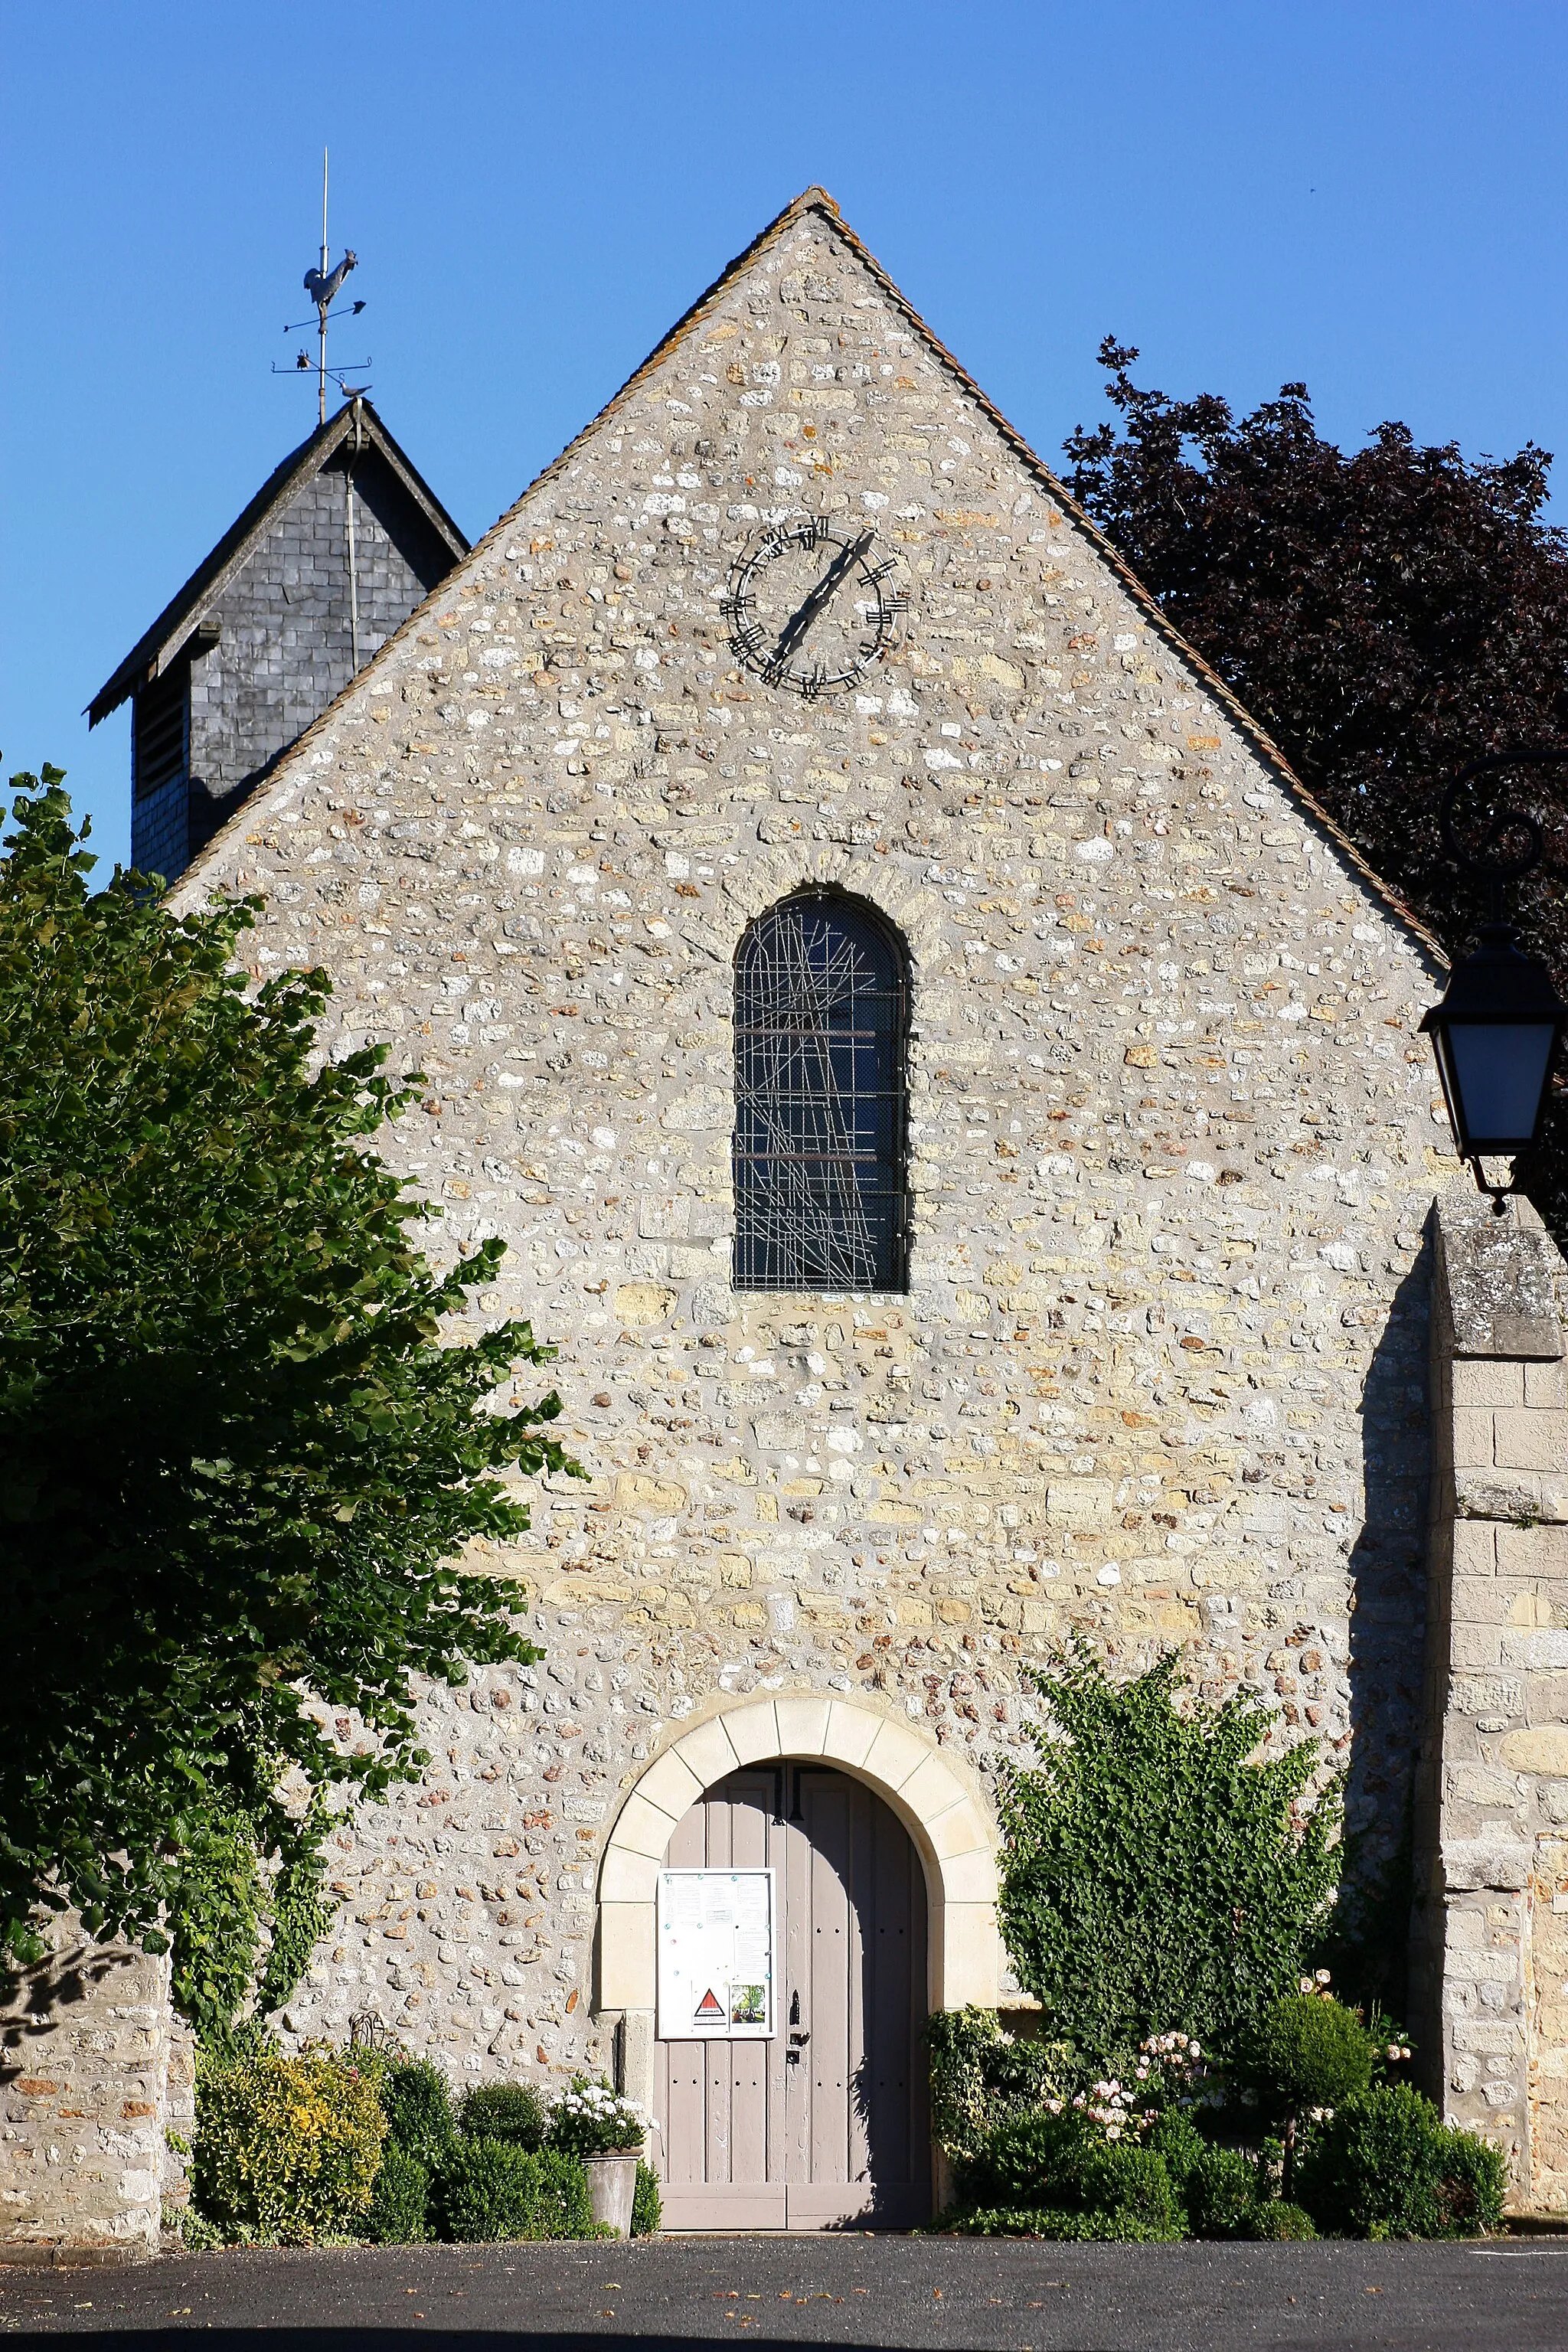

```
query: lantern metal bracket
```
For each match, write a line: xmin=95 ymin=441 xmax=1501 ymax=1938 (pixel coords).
xmin=1438 ymin=746 xmax=1566 ymax=919
xmin=1468 ymin=1160 xmax=1518 ymax=1217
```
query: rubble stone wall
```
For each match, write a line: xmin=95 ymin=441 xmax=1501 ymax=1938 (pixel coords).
xmin=0 ymin=1926 xmax=174 ymax=2263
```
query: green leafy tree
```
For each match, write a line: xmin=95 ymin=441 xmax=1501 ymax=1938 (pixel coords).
xmin=0 ymin=772 xmax=578 ymax=1966
xmin=998 ymin=1644 xmax=1341 ymax=2069
xmin=1064 ymin=342 xmax=1568 ymax=1224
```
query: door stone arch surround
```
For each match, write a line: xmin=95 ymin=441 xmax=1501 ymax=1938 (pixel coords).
xmin=596 ymin=1693 xmax=999 ymax=2111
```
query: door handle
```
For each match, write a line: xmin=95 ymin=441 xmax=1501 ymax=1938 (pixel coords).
xmin=789 ymin=2029 xmax=810 ymax=2044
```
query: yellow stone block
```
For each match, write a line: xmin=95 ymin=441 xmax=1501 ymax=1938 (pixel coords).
xmin=1501 ymin=1728 xmax=1568 ymax=1775
xmin=616 ymin=1472 xmax=688 ymax=1513
xmin=1046 ymin=1479 xmax=1114 ymax=1531
xmin=615 ymin=1282 xmax=675 ymax=1326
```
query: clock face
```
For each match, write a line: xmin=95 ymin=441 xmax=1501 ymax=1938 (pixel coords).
xmin=722 ymin=519 xmax=908 ymax=697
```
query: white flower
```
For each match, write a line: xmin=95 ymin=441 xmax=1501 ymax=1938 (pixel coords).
xmin=1315 ymin=1968 xmax=1331 ymax=1985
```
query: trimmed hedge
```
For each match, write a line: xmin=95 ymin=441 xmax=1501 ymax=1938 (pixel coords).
xmin=367 ymin=2142 xmax=430 ymax=2244
xmin=952 ymin=2107 xmax=1183 ymax=2243
xmin=1248 ymin=2201 xmax=1317 ymax=2241
xmin=459 ymin=2081 xmax=547 ymax=2151
xmin=941 ymin=2204 xmax=1175 ymax=2242
xmin=632 ymin=2161 xmax=662 ymax=2236
xmin=1297 ymin=2085 xmax=1507 ymax=2239
xmin=436 ymin=2139 xmax=597 ymax=2243
xmin=381 ymin=2057 xmax=458 ymax=2173
xmin=1186 ymin=2147 xmax=1258 ymax=2240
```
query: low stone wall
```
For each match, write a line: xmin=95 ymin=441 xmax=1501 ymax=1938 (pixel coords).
xmin=1412 ymin=1194 xmax=1568 ymax=2211
xmin=0 ymin=1923 xmax=175 ymax=2263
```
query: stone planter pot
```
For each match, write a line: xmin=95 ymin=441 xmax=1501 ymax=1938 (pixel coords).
xmin=582 ymin=2151 xmax=640 ymax=2238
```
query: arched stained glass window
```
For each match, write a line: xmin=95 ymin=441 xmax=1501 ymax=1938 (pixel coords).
xmin=733 ymin=892 xmax=908 ymax=1292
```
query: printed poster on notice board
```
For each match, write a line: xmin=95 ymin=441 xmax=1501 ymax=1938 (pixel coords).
xmin=657 ymin=1867 xmax=776 ymax=2040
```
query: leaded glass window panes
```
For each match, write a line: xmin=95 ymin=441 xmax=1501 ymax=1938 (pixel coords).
xmin=733 ymin=893 xmax=908 ymax=1293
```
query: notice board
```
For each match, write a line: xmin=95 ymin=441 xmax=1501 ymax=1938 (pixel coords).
xmin=657 ymin=1867 xmax=776 ymax=2040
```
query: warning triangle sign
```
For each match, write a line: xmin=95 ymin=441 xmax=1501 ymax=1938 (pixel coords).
xmin=695 ymin=1987 xmax=724 ymax=2018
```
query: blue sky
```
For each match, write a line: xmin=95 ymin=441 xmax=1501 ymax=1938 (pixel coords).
xmin=5 ymin=0 xmax=1566 ymax=870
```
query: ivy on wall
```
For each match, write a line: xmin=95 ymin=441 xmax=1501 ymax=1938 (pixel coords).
xmin=168 ymin=1792 xmax=335 ymax=2052
xmin=998 ymin=1642 xmax=1342 ymax=2071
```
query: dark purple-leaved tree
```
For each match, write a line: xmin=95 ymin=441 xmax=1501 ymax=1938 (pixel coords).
xmin=1064 ymin=340 xmax=1568 ymax=1226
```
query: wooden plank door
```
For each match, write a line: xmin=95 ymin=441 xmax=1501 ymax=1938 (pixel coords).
xmin=657 ymin=1769 xmax=786 ymax=2228
xmin=652 ymin=1765 xmax=929 ymax=2231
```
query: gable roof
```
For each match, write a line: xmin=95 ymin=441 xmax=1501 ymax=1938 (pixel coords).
xmin=173 ymin=189 xmax=1444 ymax=965
xmin=86 ymin=396 xmax=469 ymax=728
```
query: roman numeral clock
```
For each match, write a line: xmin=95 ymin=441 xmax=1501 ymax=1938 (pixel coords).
xmin=723 ymin=520 xmax=909 ymax=697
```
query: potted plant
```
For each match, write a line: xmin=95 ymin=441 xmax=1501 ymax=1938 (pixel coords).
xmin=548 ymin=2079 xmax=648 ymax=2237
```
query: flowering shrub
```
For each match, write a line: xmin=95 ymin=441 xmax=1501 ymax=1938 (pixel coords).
xmin=1021 ymin=2030 xmax=1216 ymax=2145
xmin=923 ymin=2006 xmax=1065 ymax=2161
xmin=547 ymin=2076 xmax=646 ymax=2158
xmin=191 ymin=2047 xmax=386 ymax=2244
xmin=1131 ymin=2030 xmax=1221 ymax=2114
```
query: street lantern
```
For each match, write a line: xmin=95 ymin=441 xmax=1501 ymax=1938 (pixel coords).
xmin=1421 ymin=925 xmax=1566 ymax=1156
xmin=1420 ymin=750 xmax=1568 ymax=1208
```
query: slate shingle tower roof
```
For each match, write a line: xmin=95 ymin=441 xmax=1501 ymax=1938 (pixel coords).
xmin=88 ymin=395 xmax=468 ymax=882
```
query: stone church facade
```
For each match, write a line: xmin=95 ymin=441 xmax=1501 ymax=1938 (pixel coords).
xmin=12 ymin=188 xmax=1568 ymax=2247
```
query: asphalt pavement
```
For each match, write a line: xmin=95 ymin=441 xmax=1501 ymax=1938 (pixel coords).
xmin=2 ymin=2233 xmax=1566 ymax=2351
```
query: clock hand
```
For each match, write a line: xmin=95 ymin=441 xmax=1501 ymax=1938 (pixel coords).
xmin=769 ymin=531 xmax=874 ymax=669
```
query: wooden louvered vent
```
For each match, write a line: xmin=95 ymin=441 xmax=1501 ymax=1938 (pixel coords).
xmin=133 ymin=667 xmax=188 ymax=801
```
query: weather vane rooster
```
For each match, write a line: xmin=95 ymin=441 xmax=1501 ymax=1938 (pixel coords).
xmin=274 ymin=150 xmax=370 ymax=422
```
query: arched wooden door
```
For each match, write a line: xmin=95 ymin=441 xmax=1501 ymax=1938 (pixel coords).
xmin=653 ymin=1765 xmax=929 ymax=2230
